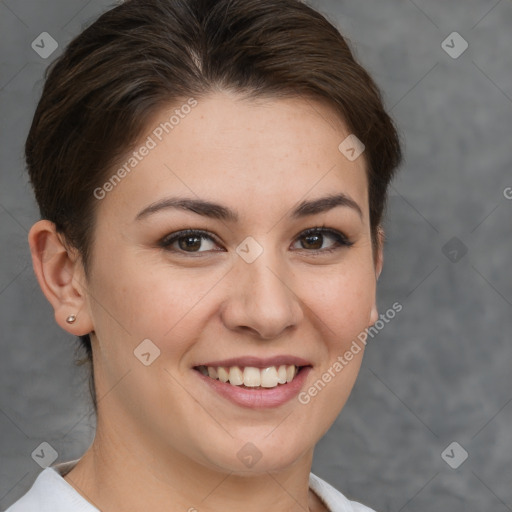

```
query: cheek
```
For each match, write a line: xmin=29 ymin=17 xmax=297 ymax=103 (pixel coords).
xmin=301 ymin=262 xmax=376 ymax=344
xmin=289 ymin=268 xmax=375 ymax=442
xmin=87 ymin=249 xmax=225 ymax=361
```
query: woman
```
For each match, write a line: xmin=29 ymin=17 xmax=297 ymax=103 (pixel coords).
xmin=8 ymin=0 xmax=402 ymax=510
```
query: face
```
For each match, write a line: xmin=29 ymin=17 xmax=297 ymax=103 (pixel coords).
xmin=77 ymin=91 xmax=381 ymax=474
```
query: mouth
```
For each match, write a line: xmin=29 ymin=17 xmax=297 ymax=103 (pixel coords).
xmin=192 ymin=356 xmax=314 ymax=408
xmin=193 ymin=364 xmax=310 ymax=390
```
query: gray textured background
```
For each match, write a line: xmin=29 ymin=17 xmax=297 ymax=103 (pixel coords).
xmin=1 ymin=0 xmax=511 ymax=510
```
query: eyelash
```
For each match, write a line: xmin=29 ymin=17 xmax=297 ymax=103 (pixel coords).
xmin=158 ymin=226 xmax=354 ymax=256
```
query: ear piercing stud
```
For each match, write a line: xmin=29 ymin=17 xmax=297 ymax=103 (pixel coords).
xmin=66 ymin=314 xmax=77 ymax=324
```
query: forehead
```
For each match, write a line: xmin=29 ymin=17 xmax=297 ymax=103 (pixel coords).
xmin=97 ymin=92 xmax=369 ymax=224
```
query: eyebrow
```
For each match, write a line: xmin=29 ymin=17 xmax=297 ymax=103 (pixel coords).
xmin=135 ymin=192 xmax=363 ymax=223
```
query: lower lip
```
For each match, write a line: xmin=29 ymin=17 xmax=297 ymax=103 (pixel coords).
xmin=193 ymin=367 xmax=312 ymax=409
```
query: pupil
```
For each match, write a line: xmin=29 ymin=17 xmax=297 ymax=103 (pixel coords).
xmin=180 ymin=236 xmax=201 ymax=251
xmin=304 ymin=234 xmax=322 ymax=250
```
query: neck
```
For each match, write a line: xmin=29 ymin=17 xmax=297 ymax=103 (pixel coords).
xmin=63 ymin=416 xmax=325 ymax=512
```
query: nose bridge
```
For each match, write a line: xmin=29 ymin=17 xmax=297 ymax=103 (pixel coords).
xmin=223 ymin=236 xmax=302 ymax=338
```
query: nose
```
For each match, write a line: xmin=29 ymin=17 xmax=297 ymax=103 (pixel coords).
xmin=220 ymin=248 xmax=303 ymax=340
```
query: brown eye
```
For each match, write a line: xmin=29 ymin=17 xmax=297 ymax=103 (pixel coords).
xmin=178 ymin=234 xmax=202 ymax=251
xmin=293 ymin=227 xmax=353 ymax=253
xmin=301 ymin=232 xmax=323 ymax=250
xmin=160 ymin=230 xmax=221 ymax=254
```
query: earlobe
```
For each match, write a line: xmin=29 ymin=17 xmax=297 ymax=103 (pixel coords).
xmin=369 ymin=304 xmax=379 ymax=326
xmin=28 ymin=220 xmax=94 ymax=336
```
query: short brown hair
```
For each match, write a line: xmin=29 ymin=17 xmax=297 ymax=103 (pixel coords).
xmin=26 ymin=0 xmax=402 ymax=413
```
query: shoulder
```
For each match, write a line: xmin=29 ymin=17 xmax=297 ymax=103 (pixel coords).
xmin=309 ymin=472 xmax=377 ymax=512
xmin=4 ymin=461 xmax=97 ymax=512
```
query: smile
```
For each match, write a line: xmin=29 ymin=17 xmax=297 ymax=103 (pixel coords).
xmin=192 ymin=355 xmax=313 ymax=408
xmin=194 ymin=364 xmax=304 ymax=389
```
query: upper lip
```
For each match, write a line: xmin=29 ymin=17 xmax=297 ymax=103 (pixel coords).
xmin=194 ymin=355 xmax=312 ymax=369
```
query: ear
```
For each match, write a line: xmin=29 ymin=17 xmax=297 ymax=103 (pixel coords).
xmin=28 ymin=220 xmax=94 ymax=336
xmin=369 ymin=225 xmax=385 ymax=325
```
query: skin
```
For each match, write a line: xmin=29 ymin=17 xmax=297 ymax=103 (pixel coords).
xmin=29 ymin=91 xmax=383 ymax=512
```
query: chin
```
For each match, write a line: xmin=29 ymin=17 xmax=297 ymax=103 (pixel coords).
xmin=195 ymin=433 xmax=312 ymax=476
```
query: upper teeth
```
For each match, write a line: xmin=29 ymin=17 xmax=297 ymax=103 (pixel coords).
xmin=197 ymin=365 xmax=299 ymax=388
